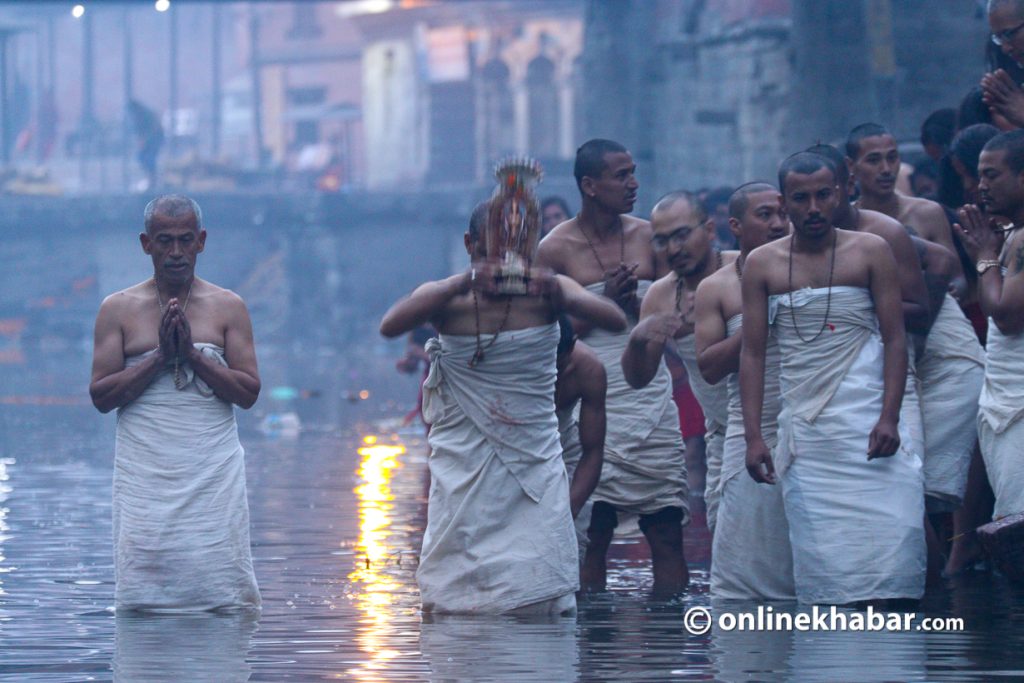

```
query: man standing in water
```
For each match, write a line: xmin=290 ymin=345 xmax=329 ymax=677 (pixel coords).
xmin=620 ymin=190 xmax=736 ymax=536
xmin=537 ymin=139 xmax=690 ymax=597
xmin=692 ymin=182 xmax=794 ymax=600
xmin=957 ymin=129 xmax=1024 ymax=523
xmin=89 ymin=194 xmax=261 ymax=611
xmin=380 ymin=201 xmax=625 ymax=614
xmin=741 ymin=153 xmax=925 ymax=605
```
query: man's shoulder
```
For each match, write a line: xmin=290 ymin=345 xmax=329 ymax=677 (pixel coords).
xmin=623 ymin=214 xmax=653 ymax=237
xmin=99 ymin=281 xmax=152 ymax=314
xmin=841 ymin=226 xmax=889 ymax=253
xmin=647 ymin=270 xmax=678 ymax=298
xmin=696 ymin=263 xmax=734 ymax=299
xmin=900 ymin=193 xmax=946 ymax=221
xmin=858 ymin=209 xmax=910 ymax=240
xmin=537 ymin=219 xmax=580 ymax=265
xmin=571 ymin=343 xmax=607 ymax=391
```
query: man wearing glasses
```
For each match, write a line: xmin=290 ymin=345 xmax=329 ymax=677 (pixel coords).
xmin=982 ymin=0 xmax=1024 ymax=128
xmin=621 ymin=191 xmax=738 ymax=538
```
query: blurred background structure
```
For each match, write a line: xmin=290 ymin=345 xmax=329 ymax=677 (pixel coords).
xmin=0 ymin=0 xmax=996 ymax=415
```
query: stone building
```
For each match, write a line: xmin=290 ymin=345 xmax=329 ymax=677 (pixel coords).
xmin=580 ymin=0 xmax=991 ymax=203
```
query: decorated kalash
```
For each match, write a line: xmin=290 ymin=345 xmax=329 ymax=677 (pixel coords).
xmin=484 ymin=157 xmax=544 ymax=295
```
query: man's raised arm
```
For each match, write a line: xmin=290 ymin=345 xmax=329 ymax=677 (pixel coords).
xmin=379 ymin=272 xmax=471 ymax=338
xmin=89 ymin=296 xmax=168 ymax=414
xmin=621 ymin=284 xmax=679 ymax=389
xmin=695 ymin=278 xmax=739 ymax=385
xmin=957 ymin=205 xmax=1024 ymax=336
xmin=739 ymin=253 xmax=772 ymax=484
xmin=552 ymin=275 xmax=627 ymax=332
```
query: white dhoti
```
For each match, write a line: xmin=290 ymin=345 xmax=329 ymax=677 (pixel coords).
xmin=114 ymin=343 xmax=260 ymax=612
xmin=418 ymin=323 xmax=577 ymax=614
xmin=773 ymin=287 xmax=925 ymax=605
xmin=558 ymin=403 xmax=592 ymax=565
xmin=675 ymin=334 xmax=729 ymax=532
xmin=583 ymin=281 xmax=688 ymax=520
xmin=916 ymin=294 xmax=985 ymax=511
xmin=712 ymin=314 xmax=795 ymax=600
xmin=978 ymin=322 xmax=1024 ymax=520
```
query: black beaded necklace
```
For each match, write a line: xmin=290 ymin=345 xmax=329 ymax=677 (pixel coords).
xmin=787 ymin=230 xmax=837 ymax=343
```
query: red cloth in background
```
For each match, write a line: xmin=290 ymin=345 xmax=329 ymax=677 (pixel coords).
xmin=964 ymin=300 xmax=988 ymax=347
xmin=673 ymin=380 xmax=706 ymax=439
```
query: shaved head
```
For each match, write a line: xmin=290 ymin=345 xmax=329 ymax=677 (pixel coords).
xmin=652 ymin=189 xmax=707 ymax=222
xmin=728 ymin=182 xmax=777 ymax=220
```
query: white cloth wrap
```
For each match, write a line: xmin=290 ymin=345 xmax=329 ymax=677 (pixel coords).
xmin=673 ymin=332 xmax=728 ymax=532
xmin=979 ymin=321 xmax=1024 ymax=519
xmin=558 ymin=403 xmax=591 ymax=565
xmin=418 ymin=323 xmax=578 ymax=614
xmin=772 ymin=287 xmax=925 ymax=604
xmin=917 ymin=294 xmax=984 ymax=510
xmin=581 ymin=281 xmax=688 ymax=519
xmin=114 ymin=343 xmax=260 ymax=612
xmin=711 ymin=314 xmax=795 ymax=600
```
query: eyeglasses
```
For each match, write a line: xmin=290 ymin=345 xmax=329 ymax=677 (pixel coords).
xmin=651 ymin=226 xmax=698 ymax=251
xmin=992 ymin=20 xmax=1024 ymax=46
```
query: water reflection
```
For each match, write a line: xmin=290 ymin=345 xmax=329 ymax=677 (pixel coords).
xmin=0 ymin=457 xmax=11 ymax=598
xmin=346 ymin=434 xmax=407 ymax=680
xmin=113 ymin=611 xmax=258 ymax=682
xmin=419 ymin=614 xmax=578 ymax=682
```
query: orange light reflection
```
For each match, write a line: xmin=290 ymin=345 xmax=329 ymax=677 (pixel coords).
xmin=346 ymin=437 xmax=406 ymax=678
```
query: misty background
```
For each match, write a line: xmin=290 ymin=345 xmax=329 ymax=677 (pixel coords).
xmin=0 ymin=0 xmax=993 ymax=423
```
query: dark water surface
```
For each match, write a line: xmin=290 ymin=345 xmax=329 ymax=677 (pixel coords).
xmin=2 ymin=358 xmax=1024 ymax=681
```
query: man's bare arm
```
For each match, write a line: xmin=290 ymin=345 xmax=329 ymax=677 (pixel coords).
xmin=89 ymin=297 xmax=168 ymax=414
xmin=912 ymin=236 xmax=957 ymax=330
xmin=554 ymin=275 xmax=627 ymax=332
xmin=570 ymin=355 xmax=606 ymax=519
xmin=621 ymin=283 xmax=678 ymax=389
xmin=739 ymin=252 xmax=773 ymax=484
xmin=183 ymin=295 xmax=261 ymax=409
xmin=694 ymin=278 xmax=739 ymax=385
xmin=871 ymin=220 xmax=931 ymax=334
xmin=918 ymin=204 xmax=968 ymax=299
xmin=379 ymin=272 xmax=470 ymax=338
xmin=867 ymin=238 xmax=907 ymax=459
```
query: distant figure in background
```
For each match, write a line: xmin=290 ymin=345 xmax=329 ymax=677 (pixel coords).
xmin=89 ymin=194 xmax=261 ymax=612
xmin=703 ymin=186 xmax=738 ymax=251
xmin=128 ymin=100 xmax=164 ymax=192
xmin=920 ymin=108 xmax=958 ymax=161
xmin=541 ymin=196 xmax=572 ymax=238
xmin=982 ymin=0 xmax=1024 ymax=128
xmin=910 ymin=159 xmax=940 ymax=200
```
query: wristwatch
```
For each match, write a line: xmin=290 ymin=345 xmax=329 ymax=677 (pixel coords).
xmin=977 ymin=259 xmax=1001 ymax=275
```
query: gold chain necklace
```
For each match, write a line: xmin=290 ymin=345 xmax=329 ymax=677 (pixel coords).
xmin=154 ymin=278 xmax=193 ymax=389
xmin=735 ymin=253 xmax=744 ymax=281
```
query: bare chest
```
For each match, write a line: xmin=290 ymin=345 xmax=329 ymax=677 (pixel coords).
xmin=122 ymin=303 xmax=227 ymax=357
